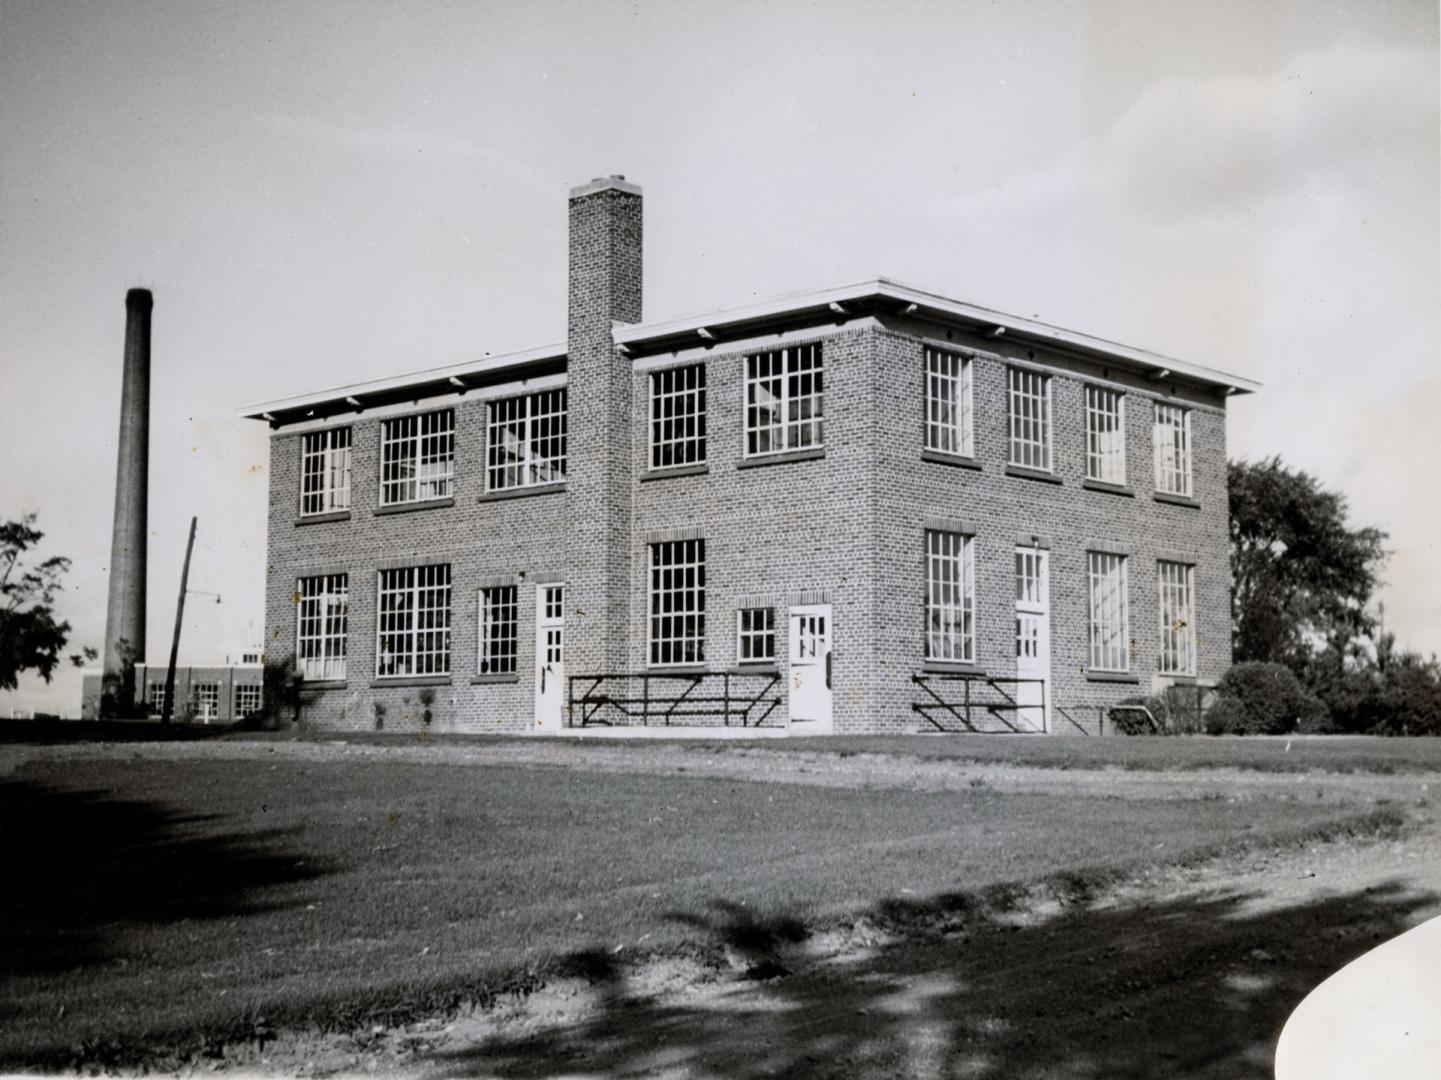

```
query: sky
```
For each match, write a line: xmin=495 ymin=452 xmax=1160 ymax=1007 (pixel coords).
xmin=0 ymin=0 xmax=1436 ymax=716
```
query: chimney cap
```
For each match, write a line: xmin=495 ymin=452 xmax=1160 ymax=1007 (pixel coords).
xmin=569 ymin=175 xmax=642 ymax=200
xmin=125 ymin=288 xmax=153 ymax=309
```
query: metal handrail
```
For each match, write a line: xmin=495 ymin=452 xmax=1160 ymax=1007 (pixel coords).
xmin=567 ymin=671 xmax=783 ymax=728
xmin=911 ymin=673 xmax=1050 ymax=734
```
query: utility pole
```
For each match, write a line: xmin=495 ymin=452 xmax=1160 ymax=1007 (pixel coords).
xmin=161 ymin=517 xmax=197 ymax=725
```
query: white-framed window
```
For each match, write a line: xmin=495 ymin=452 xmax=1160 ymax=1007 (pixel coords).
xmin=297 ymin=573 xmax=349 ymax=681
xmin=192 ymin=682 xmax=220 ymax=722
xmin=648 ymin=539 xmax=705 ymax=666
xmin=234 ymin=683 xmax=263 ymax=718
xmin=1007 ymin=368 xmax=1052 ymax=471
xmin=1154 ymin=403 xmax=1192 ymax=496
xmin=1088 ymin=552 xmax=1130 ymax=672
xmin=925 ymin=530 xmax=976 ymax=662
xmin=1085 ymin=386 xmax=1126 ymax=484
xmin=651 ymin=365 xmax=706 ymax=469
xmin=736 ymin=607 xmax=775 ymax=664
xmin=925 ymin=346 xmax=974 ymax=456
xmin=376 ymin=565 xmax=451 ymax=678
xmin=1158 ymin=561 xmax=1196 ymax=676
xmin=300 ymin=427 xmax=352 ymax=515
xmin=478 ymin=585 xmax=519 ymax=675
xmin=380 ymin=410 xmax=454 ymax=506
xmin=487 ymin=389 xmax=567 ymax=491
xmin=146 ymin=681 xmax=166 ymax=716
xmin=745 ymin=343 xmax=823 ymax=457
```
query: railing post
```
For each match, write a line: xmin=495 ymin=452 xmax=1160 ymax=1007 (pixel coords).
xmin=642 ymin=673 xmax=649 ymax=727
xmin=566 ymin=676 xmax=572 ymax=728
xmin=724 ymin=672 xmax=730 ymax=728
xmin=964 ymin=677 xmax=971 ymax=729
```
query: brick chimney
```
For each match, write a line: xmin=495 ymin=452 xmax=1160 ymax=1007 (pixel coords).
xmin=101 ymin=287 xmax=151 ymax=715
xmin=565 ymin=177 xmax=643 ymax=675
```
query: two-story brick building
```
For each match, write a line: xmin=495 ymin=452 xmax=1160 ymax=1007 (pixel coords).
xmin=243 ymin=176 xmax=1257 ymax=736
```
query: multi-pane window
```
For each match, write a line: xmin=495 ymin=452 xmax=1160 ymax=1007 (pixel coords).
xmin=925 ymin=347 xmax=974 ymax=456
xmin=300 ymin=427 xmax=352 ymax=515
xmin=737 ymin=608 xmax=775 ymax=664
xmin=297 ymin=573 xmax=349 ymax=680
xmin=1158 ymin=561 xmax=1196 ymax=676
xmin=1154 ymin=404 xmax=1193 ymax=496
xmin=1007 ymin=368 xmax=1052 ymax=470
xmin=649 ymin=539 xmax=705 ymax=666
xmin=146 ymin=681 xmax=166 ymax=716
xmin=925 ymin=530 xmax=976 ymax=662
xmin=745 ymin=343 xmax=823 ymax=456
xmin=234 ymin=683 xmax=263 ymax=718
xmin=651 ymin=365 xmax=706 ymax=469
xmin=380 ymin=410 xmax=454 ymax=505
xmin=487 ymin=389 xmax=567 ymax=491
xmin=1088 ymin=552 xmax=1130 ymax=672
xmin=376 ymin=565 xmax=451 ymax=678
xmin=192 ymin=682 xmax=220 ymax=722
xmin=478 ymin=586 xmax=519 ymax=675
xmin=1085 ymin=387 xmax=1126 ymax=484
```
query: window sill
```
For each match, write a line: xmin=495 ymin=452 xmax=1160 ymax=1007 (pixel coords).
xmin=920 ymin=449 xmax=982 ymax=471
xmin=730 ymin=665 xmax=779 ymax=676
xmin=737 ymin=447 xmax=825 ymax=470
xmin=1004 ymin=465 xmax=1062 ymax=485
xmin=295 ymin=511 xmax=351 ymax=526
xmin=922 ymin=662 xmax=987 ymax=676
xmin=375 ymin=497 xmax=454 ymax=516
xmin=479 ymin=482 xmax=566 ymax=503
xmin=1085 ymin=670 xmax=1141 ymax=684
xmin=471 ymin=674 xmax=521 ymax=685
xmin=369 ymin=676 xmax=452 ymax=688
xmin=1153 ymin=491 xmax=1201 ymax=509
xmin=1158 ymin=673 xmax=1198 ymax=685
xmin=1081 ymin=479 xmax=1134 ymax=498
xmin=645 ymin=665 xmax=708 ymax=675
xmin=641 ymin=463 xmax=710 ymax=482
xmin=299 ymin=679 xmax=347 ymax=691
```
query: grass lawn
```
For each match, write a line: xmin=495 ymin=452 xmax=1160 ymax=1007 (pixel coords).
xmin=0 ymin=754 xmax=1405 ymax=1067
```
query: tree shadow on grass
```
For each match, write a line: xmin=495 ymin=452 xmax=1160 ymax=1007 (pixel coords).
xmin=0 ymin=777 xmax=330 ymax=982
xmin=428 ymin=880 xmax=1436 ymax=1079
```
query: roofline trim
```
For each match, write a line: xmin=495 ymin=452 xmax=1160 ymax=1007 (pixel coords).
xmin=612 ymin=277 xmax=1261 ymax=393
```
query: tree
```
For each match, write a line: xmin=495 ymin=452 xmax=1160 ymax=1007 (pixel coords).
xmin=1229 ymin=457 xmax=1388 ymax=666
xmin=1 ymin=514 xmax=94 ymax=691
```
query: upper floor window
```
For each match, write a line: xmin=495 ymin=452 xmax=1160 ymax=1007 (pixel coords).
xmin=1158 ymin=561 xmax=1196 ymax=676
xmin=376 ymin=564 xmax=451 ymax=678
xmin=925 ymin=347 xmax=973 ymax=457
xmin=1154 ymin=403 xmax=1193 ymax=496
xmin=300 ymin=427 xmax=351 ymax=515
xmin=487 ymin=388 xmax=567 ymax=491
xmin=925 ymin=530 xmax=975 ymax=663
xmin=381 ymin=410 xmax=453 ymax=506
xmin=651 ymin=365 xmax=706 ymax=469
xmin=746 ymin=343 xmax=823 ymax=457
xmin=649 ymin=538 xmax=705 ymax=666
xmin=297 ymin=573 xmax=349 ymax=681
xmin=1085 ymin=387 xmax=1126 ymax=484
xmin=1007 ymin=368 xmax=1052 ymax=471
xmin=478 ymin=585 xmax=519 ymax=675
xmin=737 ymin=607 xmax=775 ymax=664
xmin=1087 ymin=552 xmax=1130 ymax=672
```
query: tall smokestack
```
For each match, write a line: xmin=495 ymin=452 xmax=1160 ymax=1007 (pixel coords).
xmin=101 ymin=287 xmax=151 ymax=715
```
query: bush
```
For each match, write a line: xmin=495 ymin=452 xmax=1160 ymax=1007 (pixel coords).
xmin=1208 ymin=662 xmax=1328 ymax=735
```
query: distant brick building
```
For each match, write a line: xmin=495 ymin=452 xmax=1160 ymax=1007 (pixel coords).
xmin=81 ymin=659 xmax=263 ymax=723
xmin=244 ymin=176 xmax=1256 ymax=736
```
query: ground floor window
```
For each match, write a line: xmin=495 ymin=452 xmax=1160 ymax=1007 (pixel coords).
xmin=192 ymin=682 xmax=220 ymax=721
xmin=1088 ymin=552 xmax=1130 ymax=672
xmin=146 ymin=681 xmax=166 ymax=716
xmin=234 ymin=683 xmax=263 ymax=718
xmin=926 ymin=530 xmax=975 ymax=662
xmin=737 ymin=607 xmax=775 ymax=663
xmin=478 ymin=586 xmax=519 ymax=674
xmin=376 ymin=565 xmax=451 ymax=678
xmin=297 ymin=574 xmax=349 ymax=680
xmin=1158 ymin=561 xmax=1196 ymax=675
xmin=649 ymin=539 xmax=705 ymax=666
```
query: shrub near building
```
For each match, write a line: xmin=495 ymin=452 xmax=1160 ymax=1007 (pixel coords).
xmin=1205 ymin=662 xmax=1328 ymax=735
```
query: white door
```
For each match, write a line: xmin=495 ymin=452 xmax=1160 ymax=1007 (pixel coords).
xmin=1014 ymin=549 xmax=1050 ymax=732
xmin=533 ymin=584 xmax=565 ymax=732
xmin=788 ymin=604 xmax=833 ymax=733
